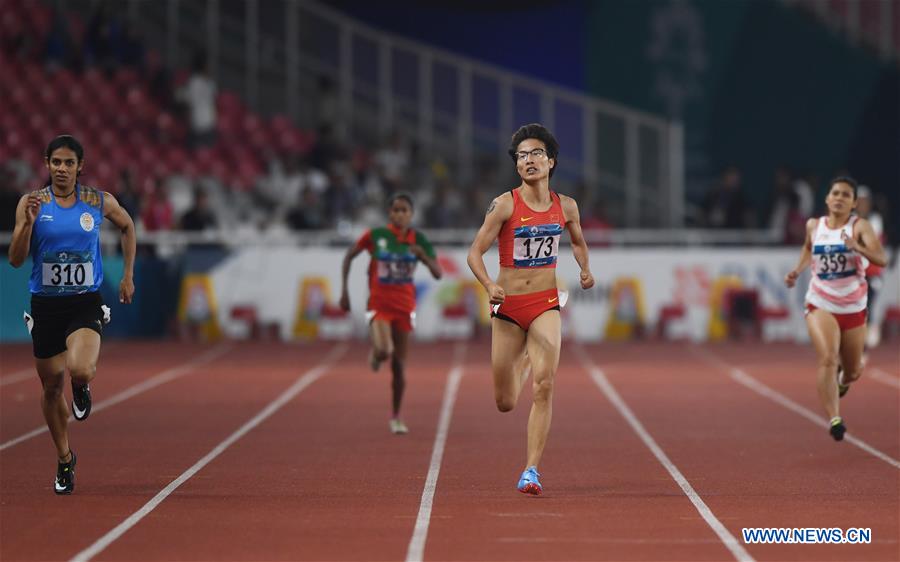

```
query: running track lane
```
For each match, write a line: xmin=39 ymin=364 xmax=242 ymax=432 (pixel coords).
xmin=581 ymin=342 xmax=899 ymax=562
xmin=0 ymin=342 xmax=338 ymax=561
xmin=74 ymin=342 xmax=465 ymax=561
xmin=697 ymin=342 xmax=899 ymax=461
xmin=0 ymin=342 xmax=220 ymax=442
xmin=421 ymin=343 xmax=745 ymax=561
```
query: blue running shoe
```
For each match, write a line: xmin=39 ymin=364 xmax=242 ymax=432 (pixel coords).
xmin=517 ymin=466 xmax=542 ymax=495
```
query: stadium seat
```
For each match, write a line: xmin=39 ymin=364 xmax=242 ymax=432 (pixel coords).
xmin=655 ymin=303 xmax=686 ymax=340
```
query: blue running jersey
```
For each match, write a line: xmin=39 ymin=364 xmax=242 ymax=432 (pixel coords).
xmin=29 ymin=184 xmax=104 ymax=295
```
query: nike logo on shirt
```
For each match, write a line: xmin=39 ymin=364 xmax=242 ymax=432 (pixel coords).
xmin=520 ymin=217 xmax=533 ymax=222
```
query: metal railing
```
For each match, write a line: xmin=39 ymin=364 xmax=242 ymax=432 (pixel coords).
xmin=59 ymin=0 xmax=685 ymax=228
xmin=1 ymin=228 xmax=785 ymax=249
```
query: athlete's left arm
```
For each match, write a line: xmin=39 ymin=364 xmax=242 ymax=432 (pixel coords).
xmin=561 ymin=195 xmax=594 ymax=290
xmin=412 ymin=248 xmax=442 ymax=279
xmin=103 ymin=192 xmax=137 ymax=304
xmin=846 ymin=218 xmax=887 ymax=267
xmin=411 ymin=235 xmax=442 ymax=280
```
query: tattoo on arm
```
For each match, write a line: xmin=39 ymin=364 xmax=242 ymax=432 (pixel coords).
xmin=486 ymin=200 xmax=497 ymax=215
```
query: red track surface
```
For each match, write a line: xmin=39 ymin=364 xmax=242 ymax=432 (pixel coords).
xmin=1 ymin=340 xmax=897 ymax=561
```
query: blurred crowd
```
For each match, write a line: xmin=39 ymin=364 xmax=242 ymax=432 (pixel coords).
xmin=0 ymin=0 xmax=891 ymax=247
xmin=698 ymin=165 xmax=892 ymax=245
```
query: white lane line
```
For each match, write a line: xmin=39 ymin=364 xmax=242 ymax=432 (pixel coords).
xmin=0 ymin=343 xmax=232 ymax=452
xmin=870 ymin=368 xmax=900 ymax=390
xmin=576 ymin=346 xmax=754 ymax=562
xmin=692 ymin=346 xmax=900 ymax=471
xmin=405 ymin=343 xmax=467 ymax=562
xmin=69 ymin=343 xmax=348 ymax=562
xmin=0 ymin=368 xmax=34 ymax=387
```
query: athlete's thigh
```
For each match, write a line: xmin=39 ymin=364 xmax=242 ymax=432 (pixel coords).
xmin=838 ymin=324 xmax=867 ymax=372
xmin=805 ymin=309 xmax=840 ymax=361
xmin=65 ymin=328 xmax=101 ymax=372
xmin=36 ymin=352 xmax=67 ymax=385
xmin=391 ymin=324 xmax=410 ymax=362
xmin=491 ymin=317 xmax=527 ymax=388
xmin=525 ymin=310 xmax=561 ymax=383
xmin=370 ymin=318 xmax=393 ymax=352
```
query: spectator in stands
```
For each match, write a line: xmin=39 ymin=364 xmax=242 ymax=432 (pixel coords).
xmin=285 ymin=187 xmax=323 ymax=230
xmin=324 ymin=170 xmax=357 ymax=224
xmin=701 ymin=165 xmax=753 ymax=229
xmin=580 ymin=200 xmax=614 ymax=246
xmin=179 ymin=50 xmax=217 ymax=148
xmin=2 ymin=10 xmax=32 ymax=59
xmin=856 ymin=185 xmax=887 ymax=348
xmin=793 ymin=171 xmax=816 ymax=218
xmin=309 ymin=123 xmax=342 ymax=172
xmin=782 ymin=190 xmax=807 ymax=245
xmin=767 ymin=165 xmax=794 ymax=241
xmin=375 ymin=130 xmax=411 ymax=195
xmin=179 ymin=187 xmax=217 ymax=231
xmin=83 ymin=0 xmax=120 ymax=73
xmin=0 ymin=164 xmax=25 ymax=233
xmin=140 ymin=179 xmax=173 ymax=232
xmin=118 ymin=20 xmax=144 ymax=69
xmin=146 ymin=50 xmax=176 ymax=112
xmin=315 ymin=74 xmax=339 ymax=129
xmin=115 ymin=170 xmax=141 ymax=221
xmin=44 ymin=9 xmax=80 ymax=71
xmin=424 ymin=178 xmax=460 ymax=229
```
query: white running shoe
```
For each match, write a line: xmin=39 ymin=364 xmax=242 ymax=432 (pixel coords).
xmin=389 ymin=419 xmax=408 ymax=434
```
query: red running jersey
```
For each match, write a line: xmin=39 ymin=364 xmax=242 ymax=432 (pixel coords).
xmin=498 ymin=189 xmax=567 ymax=269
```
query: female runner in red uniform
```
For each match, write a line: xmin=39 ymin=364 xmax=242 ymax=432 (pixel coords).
xmin=784 ymin=177 xmax=886 ymax=440
xmin=467 ymin=123 xmax=594 ymax=494
xmin=340 ymin=193 xmax=442 ymax=434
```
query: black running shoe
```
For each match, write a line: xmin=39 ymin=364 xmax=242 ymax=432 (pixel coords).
xmin=829 ymin=418 xmax=846 ymax=441
xmin=836 ymin=367 xmax=849 ymax=398
xmin=72 ymin=382 xmax=91 ymax=421
xmin=55 ymin=451 xmax=76 ymax=495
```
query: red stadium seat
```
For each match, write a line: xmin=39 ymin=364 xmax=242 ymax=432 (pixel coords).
xmin=217 ymin=91 xmax=245 ymax=117
xmin=242 ymin=114 xmax=262 ymax=134
xmin=216 ymin=114 xmax=243 ymax=140
xmin=269 ymin=114 xmax=293 ymax=133
xmin=25 ymin=3 xmax=52 ymax=38
xmin=114 ymin=67 xmax=140 ymax=90
xmin=164 ymin=146 xmax=189 ymax=171
xmin=8 ymin=84 xmax=29 ymax=111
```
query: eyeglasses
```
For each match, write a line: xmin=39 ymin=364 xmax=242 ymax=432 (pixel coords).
xmin=515 ymin=148 xmax=547 ymax=161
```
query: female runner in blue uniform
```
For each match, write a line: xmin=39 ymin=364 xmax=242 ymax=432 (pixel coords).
xmin=8 ymin=135 xmax=136 ymax=494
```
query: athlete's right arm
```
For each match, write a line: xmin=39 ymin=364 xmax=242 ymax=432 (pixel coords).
xmin=8 ymin=193 xmax=41 ymax=268
xmin=785 ymin=218 xmax=816 ymax=288
xmin=467 ymin=193 xmax=512 ymax=303
xmin=339 ymin=243 xmax=365 ymax=311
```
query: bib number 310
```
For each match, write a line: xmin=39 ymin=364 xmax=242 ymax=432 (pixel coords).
xmin=42 ymin=262 xmax=93 ymax=287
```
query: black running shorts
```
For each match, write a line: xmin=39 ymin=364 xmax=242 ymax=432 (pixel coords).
xmin=26 ymin=292 xmax=105 ymax=359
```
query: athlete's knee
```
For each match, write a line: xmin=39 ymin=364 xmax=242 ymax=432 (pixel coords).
xmin=495 ymin=392 xmax=516 ymax=412
xmin=844 ymin=366 xmax=863 ymax=382
xmin=68 ymin=363 xmax=96 ymax=384
xmin=532 ymin=376 xmax=554 ymax=403
xmin=40 ymin=375 xmax=65 ymax=398
xmin=817 ymin=354 xmax=839 ymax=370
